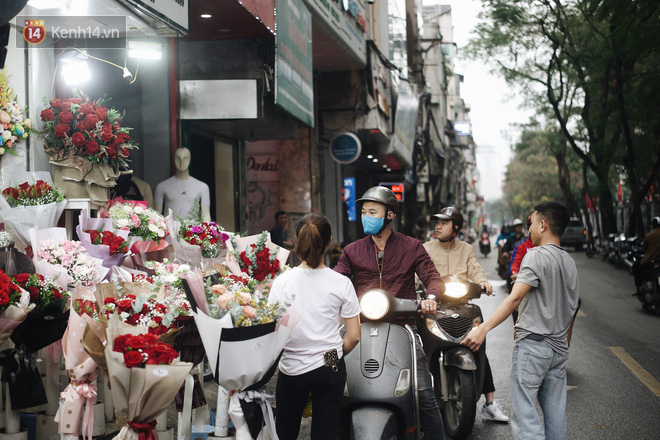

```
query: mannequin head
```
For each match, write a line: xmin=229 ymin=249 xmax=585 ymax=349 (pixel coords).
xmin=174 ymin=148 xmax=191 ymax=172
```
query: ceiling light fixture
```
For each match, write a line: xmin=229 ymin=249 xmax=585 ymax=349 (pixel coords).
xmin=201 ymin=14 xmax=212 ymax=18
xmin=27 ymin=0 xmax=65 ymax=9
xmin=128 ymin=40 xmax=162 ymax=60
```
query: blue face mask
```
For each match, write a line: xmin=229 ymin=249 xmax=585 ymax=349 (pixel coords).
xmin=362 ymin=215 xmax=385 ymax=235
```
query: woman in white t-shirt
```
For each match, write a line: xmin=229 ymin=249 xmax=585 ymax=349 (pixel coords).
xmin=268 ymin=213 xmax=361 ymax=440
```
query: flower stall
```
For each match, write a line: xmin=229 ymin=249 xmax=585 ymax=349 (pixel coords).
xmin=0 ymin=195 xmax=295 ymax=440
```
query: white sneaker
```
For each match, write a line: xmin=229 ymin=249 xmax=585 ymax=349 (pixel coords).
xmin=481 ymin=400 xmax=510 ymax=423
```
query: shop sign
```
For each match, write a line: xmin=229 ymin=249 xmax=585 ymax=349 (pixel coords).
xmin=343 ymin=177 xmax=357 ymax=221
xmin=118 ymin=0 xmax=188 ymax=34
xmin=330 ymin=132 xmax=361 ymax=164
xmin=379 ymin=182 xmax=405 ymax=202
xmin=246 ymin=155 xmax=280 ymax=182
xmin=275 ymin=0 xmax=314 ymax=127
xmin=303 ymin=0 xmax=367 ymax=65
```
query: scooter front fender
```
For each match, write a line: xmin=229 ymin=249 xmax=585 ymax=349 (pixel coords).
xmin=350 ymin=406 xmax=400 ymax=440
xmin=443 ymin=347 xmax=477 ymax=371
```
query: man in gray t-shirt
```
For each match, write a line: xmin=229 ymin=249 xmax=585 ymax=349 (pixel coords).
xmin=462 ymin=202 xmax=579 ymax=440
xmin=515 ymin=244 xmax=579 ymax=356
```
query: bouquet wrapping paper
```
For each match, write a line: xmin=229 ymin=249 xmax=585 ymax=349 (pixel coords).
xmin=76 ymin=209 xmax=130 ymax=274
xmin=182 ymin=270 xmax=301 ymax=440
xmin=104 ymin=314 xmax=192 ymax=440
xmin=225 ymin=233 xmax=289 ymax=280
xmin=0 ymin=171 xmax=66 ymax=248
xmin=29 ymin=227 xmax=109 ymax=289
xmin=56 ymin=287 xmax=107 ymax=439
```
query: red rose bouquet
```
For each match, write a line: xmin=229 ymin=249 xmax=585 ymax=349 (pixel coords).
xmin=11 ymin=272 xmax=67 ymax=313
xmin=0 ymin=172 xmax=67 ymax=248
xmin=1 ymin=179 xmax=64 ymax=207
xmin=104 ymin=314 xmax=192 ymax=440
xmin=103 ymin=290 xmax=190 ymax=336
xmin=226 ymin=231 xmax=288 ymax=282
xmin=5 ymin=270 xmax=70 ymax=410
xmin=113 ymin=333 xmax=179 ymax=368
xmin=85 ymin=229 xmax=129 ymax=255
xmin=76 ymin=209 xmax=130 ymax=275
xmin=0 ymin=268 xmax=32 ymax=346
xmin=41 ymin=94 xmax=138 ymax=170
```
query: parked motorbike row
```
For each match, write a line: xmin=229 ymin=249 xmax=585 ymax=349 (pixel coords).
xmin=339 ymin=275 xmax=486 ymax=440
xmin=587 ymin=234 xmax=660 ymax=313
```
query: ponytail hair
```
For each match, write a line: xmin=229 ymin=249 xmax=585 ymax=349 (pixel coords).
xmin=294 ymin=213 xmax=332 ymax=269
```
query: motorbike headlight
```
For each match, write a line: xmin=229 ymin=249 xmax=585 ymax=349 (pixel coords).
xmin=444 ymin=282 xmax=468 ymax=298
xmin=360 ymin=289 xmax=389 ymax=320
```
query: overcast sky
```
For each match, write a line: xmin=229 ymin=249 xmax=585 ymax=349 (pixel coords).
xmin=423 ymin=0 xmax=534 ymax=164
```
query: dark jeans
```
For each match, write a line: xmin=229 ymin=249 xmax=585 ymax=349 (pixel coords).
xmin=482 ymin=355 xmax=496 ymax=395
xmin=275 ymin=358 xmax=346 ymax=440
xmin=415 ymin=334 xmax=447 ymax=440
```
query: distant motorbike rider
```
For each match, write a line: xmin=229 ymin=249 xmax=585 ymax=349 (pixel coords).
xmin=632 ymin=216 xmax=660 ymax=296
xmin=334 ymin=186 xmax=447 ymax=440
xmin=500 ymin=218 xmax=525 ymax=288
xmin=424 ymin=207 xmax=510 ymax=423
xmin=501 ymin=218 xmax=525 ymax=259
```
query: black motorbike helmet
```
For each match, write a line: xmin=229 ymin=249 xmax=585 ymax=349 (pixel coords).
xmin=653 ymin=216 xmax=660 ymax=228
xmin=356 ymin=186 xmax=399 ymax=215
xmin=432 ymin=207 xmax=464 ymax=238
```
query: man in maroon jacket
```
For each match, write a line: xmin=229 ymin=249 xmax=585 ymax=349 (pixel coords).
xmin=335 ymin=186 xmax=446 ymax=440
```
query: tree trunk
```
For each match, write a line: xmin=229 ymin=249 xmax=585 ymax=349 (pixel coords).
xmin=598 ymin=178 xmax=618 ymax=235
xmin=581 ymin=162 xmax=594 ymax=239
xmin=554 ymin=135 xmax=579 ymax=216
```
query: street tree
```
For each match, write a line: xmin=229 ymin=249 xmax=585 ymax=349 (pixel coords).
xmin=468 ymin=0 xmax=660 ymax=235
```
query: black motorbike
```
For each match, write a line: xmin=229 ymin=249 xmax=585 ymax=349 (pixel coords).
xmin=339 ymin=289 xmax=424 ymax=439
xmin=416 ymin=275 xmax=486 ymax=440
xmin=636 ymin=261 xmax=660 ymax=314
xmin=623 ymin=236 xmax=643 ymax=275
xmin=479 ymin=233 xmax=491 ymax=258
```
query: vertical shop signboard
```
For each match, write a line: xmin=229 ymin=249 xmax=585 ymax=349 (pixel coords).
xmin=275 ymin=0 xmax=314 ymax=127
xmin=343 ymin=177 xmax=357 ymax=221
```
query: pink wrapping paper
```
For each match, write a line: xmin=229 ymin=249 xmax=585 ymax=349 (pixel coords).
xmin=29 ymin=227 xmax=110 ymax=289
xmin=76 ymin=209 xmax=130 ymax=275
xmin=55 ymin=286 xmax=107 ymax=439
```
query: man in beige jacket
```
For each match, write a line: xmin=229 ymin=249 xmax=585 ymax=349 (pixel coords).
xmin=424 ymin=207 xmax=509 ymax=423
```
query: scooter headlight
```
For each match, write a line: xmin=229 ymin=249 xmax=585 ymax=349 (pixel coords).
xmin=444 ymin=282 xmax=468 ymax=298
xmin=360 ymin=289 xmax=389 ymax=320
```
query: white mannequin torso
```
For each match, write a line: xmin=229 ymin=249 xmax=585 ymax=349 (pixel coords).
xmin=154 ymin=148 xmax=211 ymax=222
